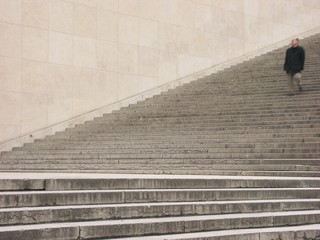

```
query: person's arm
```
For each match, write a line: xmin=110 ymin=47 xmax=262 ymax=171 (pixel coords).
xmin=284 ymin=49 xmax=288 ymax=71
xmin=300 ymin=48 xmax=305 ymax=71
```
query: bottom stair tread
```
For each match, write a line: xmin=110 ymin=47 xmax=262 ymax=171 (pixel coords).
xmin=106 ymin=224 xmax=320 ymax=240
xmin=0 ymin=210 xmax=320 ymax=240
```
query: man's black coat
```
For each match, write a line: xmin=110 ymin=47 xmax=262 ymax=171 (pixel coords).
xmin=284 ymin=46 xmax=305 ymax=74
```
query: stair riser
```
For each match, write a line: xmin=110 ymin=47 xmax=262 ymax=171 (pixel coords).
xmin=71 ymin=121 xmax=320 ymax=133
xmin=3 ymin=152 xmax=320 ymax=160
xmin=1 ymin=201 xmax=319 ymax=226
xmin=108 ymin=228 xmax=320 ymax=240
xmin=47 ymin=132 xmax=320 ymax=141
xmin=1 ymin=189 xmax=319 ymax=208
xmin=2 ymin=178 xmax=319 ymax=191
xmin=1 ymin=213 xmax=319 ymax=240
xmin=3 ymin=158 xmax=320 ymax=165
xmin=7 ymin=145 xmax=320 ymax=155
xmin=1 ymin=161 xmax=318 ymax=172
xmin=1 ymin=169 xmax=318 ymax=177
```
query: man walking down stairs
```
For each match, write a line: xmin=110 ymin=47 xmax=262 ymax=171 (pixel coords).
xmin=0 ymin=34 xmax=319 ymax=239
xmin=284 ymin=38 xmax=305 ymax=95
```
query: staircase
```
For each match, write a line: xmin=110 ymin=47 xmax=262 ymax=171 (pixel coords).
xmin=0 ymin=33 xmax=319 ymax=239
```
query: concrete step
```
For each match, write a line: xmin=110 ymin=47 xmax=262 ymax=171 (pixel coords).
xmin=42 ymin=132 xmax=320 ymax=141
xmin=63 ymin=125 xmax=320 ymax=136
xmin=1 ymin=163 xmax=319 ymax=176
xmin=18 ymin=139 xmax=320 ymax=151
xmin=1 ymin=175 xmax=320 ymax=191
xmin=1 ymin=199 xmax=319 ymax=226
xmin=3 ymin=158 xmax=320 ymax=166
xmin=158 ymin=86 xmax=320 ymax=98
xmin=2 ymin=169 xmax=318 ymax=177
xmin=77 ymin=118 xmax=320 ymax=128
xmin=0 ymin=210 xmax=319 ymax=240
xmin=1 ymin=188 xmax=320 ymax=208
xmin=90 ymin=114 xmax=319 ymax=126
xmin=7 ymin=141 xmax=320 ymax=151
xmin=156 ymin=90 xmax=320 ymax=103
xmin=4 ymin=146 xmax=320 ymax=157
xmin=178 ymin=79 xmax=320 ymax=91
xmin=2 ymin=152 xmax=320 ymax=161
xmin=107 ymin=224 xmax=320 ymax=240
xmin=2 ymin=160 xmax=319 ymax=170
xmin=115 ymin=107 xmax=320 ymax=119
xmin=50 ymin=127 xmax=320 ymax=138
xmin=109 ymin=108 xmax=319 ymax=120
xmin=121 ymin=97 xmax=320 ymax=108
xmin=16 ymin=143 xmax=320 ymax=153
xmin=91 ymin=117 xmax=319 ymax=129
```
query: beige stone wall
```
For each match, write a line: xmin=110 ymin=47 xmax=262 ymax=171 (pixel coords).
xmin=1 ymin=0 xmax=320 ymax=144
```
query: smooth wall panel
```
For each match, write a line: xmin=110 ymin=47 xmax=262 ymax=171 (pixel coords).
xmin=0 ymin=0 xmax=22 ymax=24
xmin=1 ymin=0 xmax=320 ymax=143
xmin=0 ymin=92 xmax=21 ymax=125
xmin=0 ymin=56 xmax=21 ymax=92
xmin=0 ymin=22 xmax=21 ymax=58
xmin=21 ymin=93 xmax=47 ymax=135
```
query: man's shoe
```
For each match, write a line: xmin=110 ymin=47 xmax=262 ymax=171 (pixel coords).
xmin=299 ymin=85 xmax=303 ymax=91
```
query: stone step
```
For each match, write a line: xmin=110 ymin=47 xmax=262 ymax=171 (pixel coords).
xmin=1 ymin=162 xmax=319 ymax=173
xmin=109 ymin=107 xmax=319 ymax=119
xmin=45 ymin=134 xmax=319 ymax=144
xmin=187 ymin=80 xmax=320 ymax=91
xmin=8 ymin=141 xmax=320 ymax=150
xmin=128 ymin=94 xmax=320 ymax=104
xmin=194 ymin=75 xmax=320 ymax=85
xmin=3 ymin=158 xmax=320 ymax=166
xmin=130 ymin=100 xmax=320 ymax=112
xmin=164 ymin=79 xmax=320 ymax=89
xmin=0 ymin=158 xmax=320 ymax=171
xmin=178 ymin=71 xmax=320 ymax=81
xmin=65 ymin=124 xmax=320 ymax=135
xmin=81 ymin=115 xmax=320 ymax=125
xmin=91 ymin=114 xmax=319 ymax=125
xmin=1 ymin=175 xmax=320 ymax=191
xmin=72 ymin=121 xmax=320 ymax=133
xmin=178 ymin=78 xmax=320 ymax=90
xmin=104 ymin=106 xmax=319 ymax=118
xmin=17 ymin=143 xmax=320 ymax=153
xmin=1 ymin=199 xmax=319 ymax=226
xmin=107 ymin=224 xmax=320 ymax=240
xmin=144 ymin=84 xmax=320 ymax=94
xmin=92 ymin=115 xmax=319 ymax=127
xmin=5 ymin=145 xmax=320 ymax=156
xmin=1 ymin=188 xmax=320 ymax=208
xmin=43 ymin=132 xmax=320 ymax=141
xmin=155 ymin=83 xmax=320 ymax=93
xmin=3 ymin=151 xmax=320 ymax=161
xmin=19 ymin=139 xmax=320 ymax=151
xmin=116 ymin=106 xmax=320 ymax=117
xmin=168 ymin=86 xmax=319 ymax=97
xmin=0 ymin=210 xmax=319 ymax=240
xmin=2 ymin=169 xmax=318 ymax=177
xmin=157 ymin=90 xmax=320 ymax=101
xmin=157 ymin=83 xmax=319 ymax=93
xmin=175 ymin=73 xmax=320 ymax=84
xmin=2 ymin=162 xmax=319 ymax=178
xmin=52 ymin=127 xmax=320 ymax=138
xmin=159 ymin=86 xmax=320 ymax=97
xmin=162 ymin=78 xmax=320 ymax=88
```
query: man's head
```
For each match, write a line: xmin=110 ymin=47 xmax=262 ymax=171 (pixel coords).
xmin=291 ymin=38 xmax=299 ymax=48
